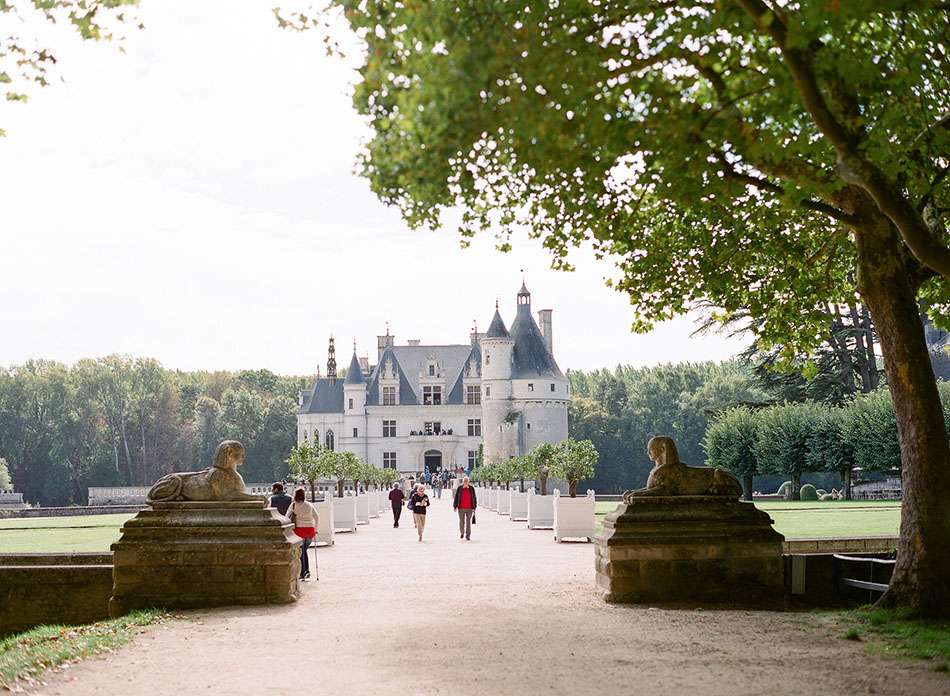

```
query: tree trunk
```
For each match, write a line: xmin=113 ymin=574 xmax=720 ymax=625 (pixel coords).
xmin=540 ymin=473 xmax=548 ymax=496
xmin=856 ymin=213 xmax=950 ymax=617
xmin=790 ymin=472 xmax=801 ymax=501
xmin=310 ymin=481 xmax=316 ymax=503
xmin=520 ymin=478 xmax=525 ymax=493
xmin=862 ymin=304 xmax=881 ymax=390
xmin=337 ymin=480 xmax=344 ymax=498
xmin=849 ymin=303 xmax=875 ymax=393
xmin=568 ymin=480 xmax=578 ymax=498
xmin=841 ymin=466 xmax=853 ymax=501
xmin=742 ymin=474 xmax=753 ymax=502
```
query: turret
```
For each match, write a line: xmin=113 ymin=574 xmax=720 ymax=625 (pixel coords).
xmin=480 ymin=302 xmax=517 ymax=463
xmin=343 ymin=348 xmax=367 ymax=462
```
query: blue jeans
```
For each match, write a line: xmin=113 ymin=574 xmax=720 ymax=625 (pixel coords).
xmin=299 ymin=536 xmax=312 ymax=578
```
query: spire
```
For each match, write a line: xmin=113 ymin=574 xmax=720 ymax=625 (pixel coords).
xmin=485 ymin=308 xmax=511 ymax=339
xmin=327 ymin=336 xmax=337 ymax=380
xmin=344 ymin=350 xmax=365 ymax=385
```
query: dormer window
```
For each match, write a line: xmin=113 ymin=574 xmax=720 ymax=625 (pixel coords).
xmin=428 ymin=364 xmax=436 ymax=377
xmin=528 ymin=383 xmax=534 ymax=392
xmin=423 ymin=386 xmax=442 ymax=405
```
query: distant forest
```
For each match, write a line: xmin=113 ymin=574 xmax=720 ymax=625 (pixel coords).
xmin=1 ymin=352 xmax=884 ymax=505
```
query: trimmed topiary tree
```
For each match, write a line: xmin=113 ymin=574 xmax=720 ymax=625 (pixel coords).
xmin=553 ymin=439 xmax=598 ymax=498
xmin=800 ymin=483 xmax=819 ymax=501
xmin=754 ymin=403 xmax=823 ymax=501
xmin=704 ymin=406 xmax=760 ymax=501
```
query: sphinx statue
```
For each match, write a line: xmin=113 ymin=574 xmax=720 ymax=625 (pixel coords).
xmin=147 ymin=440 xmax=264 ymax=503
xmin=624 ymin=436 xmax=743 ymax=501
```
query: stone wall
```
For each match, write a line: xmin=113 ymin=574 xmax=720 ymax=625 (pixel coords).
xmin=0 ymin=505 xmax=145 ymax=519
xmin=0 ymin=554 xmax=113 ymax=636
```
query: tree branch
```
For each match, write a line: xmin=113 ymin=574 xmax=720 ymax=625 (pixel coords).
xmin=734 ymin=0 xmax=950 ymax=279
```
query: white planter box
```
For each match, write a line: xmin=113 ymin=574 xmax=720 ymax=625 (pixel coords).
xmin=378 ymin=490 xmax=387 ymax=514
xmin=356 ymin=494 xmax=370 ymax=525
xmin=553 ymin=489 xmax=595 ymax=542
xmin=333 ymin=495 xmax=358 ymax=533
xmin=509 ymin=490 xmax=529 ymax=521
xmin=313 ymin=497 xmax=335 ymax=546
xmin=527 ymin=491 xmax=554 ymax=530
xmin=487 ymin=487 xmax=497 ymax=511
xmin=369 ymin=491 xmax=380 ymax=518
xmin=496 ymin=489 xmax=511 ymax=515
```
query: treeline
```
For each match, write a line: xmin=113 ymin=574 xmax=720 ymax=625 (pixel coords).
xmin=567 ymin=362 xmax=777 ymax=493
xmin=706 ymin=385 xmax=950 ymax=500
xmin=0 ymin=357 xmax=307 ymax=505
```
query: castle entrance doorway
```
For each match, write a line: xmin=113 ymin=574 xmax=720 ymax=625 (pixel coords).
xmin=423 ymin=449 xmax=442 ymax=475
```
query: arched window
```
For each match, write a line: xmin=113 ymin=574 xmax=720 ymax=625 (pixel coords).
xmin=313 ymin=429 xmax=319 ymax=446
xmin=325 ymin=430 xmax=335 ymax=451
xmin=303 ymin=429 xmax=309 ymax=443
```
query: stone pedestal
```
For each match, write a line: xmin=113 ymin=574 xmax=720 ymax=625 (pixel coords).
xmin=110 ymin=500 xmax=300 ymax=616
xmin=594 ymin=496 xmax=785 ymax=605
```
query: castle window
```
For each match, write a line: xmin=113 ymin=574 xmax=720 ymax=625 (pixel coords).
xmin=467 ymin=418 xmax=481 ymax=436
xmin=424 ymin=421 xmax=442 ymax=435
xmin=428 ymin=364 xmax=436 ymax=377
xmin=348 ymin=398 xmax=354 ymax=410
xmin=383 ymin=452 xmax=397 ymax=469
xmin=467 ymin=450 xmax=478 ymax=468
xmin=383 ymin=419 xmax=396 ymax=437
xmin=485 ymin=353 xmax=490 ymax=364
xmin=466 ymin=385 xmax=481 ymax=405
xmin=550 ymin=383 xmax=555 ymax=392
xmin=382 ymin=386 xmax=396 ymax=405
xmin=485 ymin=385 xmax=490 ymax=397
xmin=528 ymin=383 xmax=534 ymax=392
xmin=352 ymin=427 xmax=358 ymax=438
xmin=303 ymin=429 xmax=309 ymax=443
xmin=527 ymin=423 xmax=531 ymax=430
xmin=423 ymin=386 xmax=442 ymax=405
xmin=325 ymin=430 xmax=335 ymax=451
xmin=313 ymin=430 xmax=319 ymax=445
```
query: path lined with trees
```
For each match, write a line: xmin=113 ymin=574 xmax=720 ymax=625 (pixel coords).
xmin=32 ymin=496 xmax=946 ymax=696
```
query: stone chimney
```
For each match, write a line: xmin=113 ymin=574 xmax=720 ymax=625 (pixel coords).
xmin=407 ymin=339 xmax=421 ymax=346
xmin=538 ymin=309 xmax=553 ymax=355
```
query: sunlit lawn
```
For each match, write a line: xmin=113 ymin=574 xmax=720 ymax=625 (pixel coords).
xmin=0 ymin=514 xmax=134 ymax=553
xmin=595 ymin=500 xmax=901 ymax=538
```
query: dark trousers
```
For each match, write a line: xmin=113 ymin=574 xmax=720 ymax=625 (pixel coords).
xmin=299 ymin=536 xmax=312 ymax=578
xmin=392 ymin=502 xmax=402 ymax=526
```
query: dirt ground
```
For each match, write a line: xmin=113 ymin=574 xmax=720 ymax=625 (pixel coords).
xmin=33 ymin=495 xmax=948 ymax=696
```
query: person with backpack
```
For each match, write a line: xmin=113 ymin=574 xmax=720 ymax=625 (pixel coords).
xmin=285 ymin=488 xmax=318 ymax=581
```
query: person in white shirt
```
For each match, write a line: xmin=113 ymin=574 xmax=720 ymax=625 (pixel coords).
xmin=285 ymin=488 xmax=318 ymax=581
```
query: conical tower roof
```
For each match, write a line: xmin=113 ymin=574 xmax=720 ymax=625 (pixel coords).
xmin=484 ymin=307 xmax=511 ymax=339
xmin=344 ymin=352 xmax=365 ymax=385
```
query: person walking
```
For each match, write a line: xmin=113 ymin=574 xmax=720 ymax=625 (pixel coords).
xmin=286 ymin=488 xmax=318 ymax=581
xmin=388 ymin=482 xmax=405 ymax=528
xmin=268 ymin=482 xmax=292 ymax=516
xmin=408 ymin=483 xmax=430 ymax=542
xmin=433 ymin=476 xmax=443 ymax=500
xmin=453 ymin=475 xmax=477 ymax=541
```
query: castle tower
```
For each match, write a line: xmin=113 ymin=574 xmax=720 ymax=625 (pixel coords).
xmin=343 ymin=347 xmax=368 ymax=462
xmin=480 ymin=302 xmax=517 ymax=463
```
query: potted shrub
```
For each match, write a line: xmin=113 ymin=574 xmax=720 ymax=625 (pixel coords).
xmin=330 ymin=451 xmax=362 ymax=533
xmin=508 ymin=455 xmax=532 ymax=522
xmin=286 ymin=442 xmax=335 ymax=546
xmin=551 ymin=439 xmax=598 ymax=542
xmin=495 ymin=460 xmax=513 ymax=515
xmin=527 ymin=442 xmax=557 ymax=529
xmin=354 ymin=461 xmax=373 ymax=525
xmin=379 ymin=467 xmax=398 ymax=514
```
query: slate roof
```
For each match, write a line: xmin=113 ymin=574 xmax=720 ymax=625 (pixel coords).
xmin=344 ymin=352 xmax=365 ymax=385
xmin=484 ymin=309 xmax=511 ymax=339
xmin=366 ymin=344 xmax=480 ymax=406
xmin=300 ymin=378 xmax=345 ymax=413
xmin=510 ymin=303 xmax=563 ymax=379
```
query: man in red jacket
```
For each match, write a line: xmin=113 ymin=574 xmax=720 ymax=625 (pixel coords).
xmin=453 ymin=476 xmax=477 ymax=541
xmin=388 ymin=482 xmax=406 ymax=528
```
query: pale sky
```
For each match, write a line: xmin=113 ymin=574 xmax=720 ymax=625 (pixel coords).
xmin=0 ymin=0 xmax=748 ymax=375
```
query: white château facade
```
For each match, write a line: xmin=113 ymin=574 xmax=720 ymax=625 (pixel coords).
xmin=297 ymin=283 xmax=569 ymax=474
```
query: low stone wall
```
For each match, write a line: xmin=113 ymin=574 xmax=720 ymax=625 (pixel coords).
xmin=0 ymin=505 xmax=145 ymax=519
xmin=783 ymin=536 xmax=898 ymax=554
xmin=0 ymin=554 xmax=114 ymax=636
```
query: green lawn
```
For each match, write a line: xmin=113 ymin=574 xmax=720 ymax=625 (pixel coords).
xmin=0 ymin=514 xmax=133 ymax=553
xmin=595 ymin=500 xmax=901 ymax=538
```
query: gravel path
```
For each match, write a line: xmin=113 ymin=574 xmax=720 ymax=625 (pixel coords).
xmin=34 ymin=496 xmax=948 ymax=696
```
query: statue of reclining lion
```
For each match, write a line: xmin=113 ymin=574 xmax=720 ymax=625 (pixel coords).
xmin=147 ymin=440 xmax=263 ymax=503
xmin=624 ymin=436 xmax=743 ymax=501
